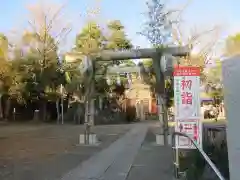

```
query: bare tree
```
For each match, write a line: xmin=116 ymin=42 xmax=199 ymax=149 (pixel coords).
xmin=25 ymin=0 xmax=72 ymax=65
xmin=170 ymin=0 xmax=222 ymax=69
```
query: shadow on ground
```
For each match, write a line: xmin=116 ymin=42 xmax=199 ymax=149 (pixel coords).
xmin=0 ymin=124 xmax=133 ymax=180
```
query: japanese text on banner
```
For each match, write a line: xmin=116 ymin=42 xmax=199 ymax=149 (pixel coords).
xmin=174 ymin=67 xmax=200 ymax=119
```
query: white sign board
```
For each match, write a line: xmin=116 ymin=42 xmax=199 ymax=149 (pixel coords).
xmin=176 ymin=119 xmax=202 ymax=149
xmin=173 ymin=66 xmax=202 ymax=149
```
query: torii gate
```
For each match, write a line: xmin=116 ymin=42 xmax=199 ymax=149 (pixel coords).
xmin=69 ymin=45 xmax=190 ymax=145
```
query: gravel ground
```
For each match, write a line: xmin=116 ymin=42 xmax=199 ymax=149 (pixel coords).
xmin=0 ymin=123 xmax=133 ymax=180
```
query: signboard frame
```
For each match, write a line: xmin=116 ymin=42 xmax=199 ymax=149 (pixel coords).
xmin=173 ymin=66 xmax=202 ymax=149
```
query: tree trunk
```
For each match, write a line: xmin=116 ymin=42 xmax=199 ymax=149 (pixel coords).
xmin=42 ymin=101 xmax=47 ymax=122
xmin=56 ymin=98 xmax=60 ymax=123
xmin=39 ymin=99 xmax=47 ymax=122
xmin=4 ymin=97 xmax=11 ymax=121
xmin=0 ymin=95 xmax=3 ymax=120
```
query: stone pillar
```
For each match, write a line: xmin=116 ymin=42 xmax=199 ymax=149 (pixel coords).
xmin=89 ymin=99 xmax=95 ymax=125
xmin=222 ymin=56 xmax=240 ymax=180
xmin=140 ymin=100 xmax=144 ymax=120
xmin=136 ymin=100 xmax=141 ymax=120
xmin=157 ymin=94 xmax=163 ymax=125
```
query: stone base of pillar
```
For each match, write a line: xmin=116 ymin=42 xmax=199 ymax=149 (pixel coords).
xmin=155 ymin=134 xmax=172 ymax=145
xmin=78 ymin=133 xmax=100 ymax=146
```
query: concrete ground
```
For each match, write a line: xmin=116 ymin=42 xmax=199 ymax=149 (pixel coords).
xmin=59 ymin=121 xmax=175 ymax=180
xmin=126 ymin=124 xmax=174 ymax=180
xmin=60 ymin=123 xmax=149 ymax=180
xmin=0 ymin=123 xmax=133 ymax=180
xmin=1 ymin=120 xmax=222 ymax=180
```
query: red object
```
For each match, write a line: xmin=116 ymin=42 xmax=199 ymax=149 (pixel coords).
xmin=173 ymin=66 xmax=200 ymax=76
xmin=151 ymin=99 xmax=157 ymax=114
xmin=183 ymin=124 xmax=192 ymax=130
xmin=181 ymin=80 xmax=192 ymax=90
xmin=193 ymin=124 xmax=198 ymax=141
xmin=181 ymin=92 xmax=193 ymax=105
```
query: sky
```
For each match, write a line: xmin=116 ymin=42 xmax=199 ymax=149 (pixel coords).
xmin=0 ymin=0 xmax=239 ymax=56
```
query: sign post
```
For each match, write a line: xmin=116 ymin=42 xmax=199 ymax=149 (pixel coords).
xmin=173 ymin=66 xmax=202 ymax=149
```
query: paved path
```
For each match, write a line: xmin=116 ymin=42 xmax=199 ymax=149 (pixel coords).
xmin=60 ymin=122 xmax=176 ymax=180
xmin=126 ymin=125 xmax=174 ymax=180
xmin=127 ymin=146 xmax=174 ymax=180
xmin=60 ymin=124 xmax=148 ymax=180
